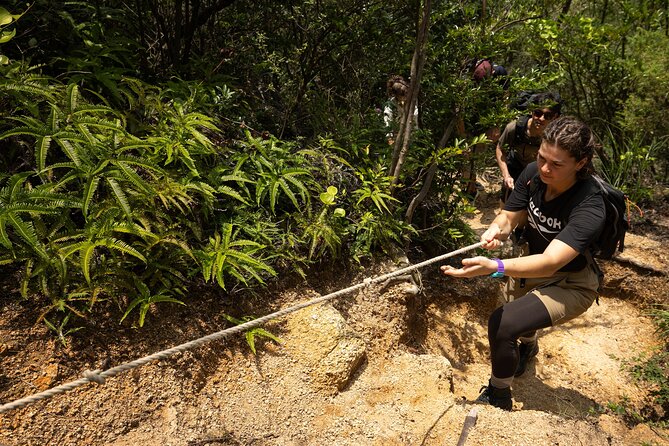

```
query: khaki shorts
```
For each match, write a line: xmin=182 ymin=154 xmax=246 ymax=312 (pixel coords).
xmin=502 ymin=264 xmax=600 ymax=325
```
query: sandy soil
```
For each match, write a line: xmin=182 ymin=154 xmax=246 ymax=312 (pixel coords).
xmin=1 ymin=180 xmax=668 ymax=446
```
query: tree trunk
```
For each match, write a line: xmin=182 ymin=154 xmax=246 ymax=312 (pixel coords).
xmin=389 ymin=0 xmax=432 ymax=187
xmin=146 ymin=0 xmax=237 ymax=71
xmin=405 ymin=113 xmax=458 ymax=225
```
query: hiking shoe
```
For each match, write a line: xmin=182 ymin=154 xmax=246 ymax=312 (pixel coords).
xmin=514 ymin=341 xmax=539 ymax=377
xmin=476 ymin=381 xmax=513 ymax=411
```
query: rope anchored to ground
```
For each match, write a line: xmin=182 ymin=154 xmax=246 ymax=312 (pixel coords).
xmin=0 ymin=241 xmax=484 ymax=414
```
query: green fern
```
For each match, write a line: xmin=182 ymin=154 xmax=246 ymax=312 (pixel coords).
xmin=241 ymin=131 xmax=314 ymax=215
xmin=0 ymin=173 xmax=80 ymax=257
xmin=194 ymin=223 xmax=276 ymax=290
xmin=43 ymin=312 xmax=83 ymax=347
xmin=303 ymin=186 xmax=347 ymax=260
xmin=222 ymin=314 xmax=283 ymax=354
xmin=352 ymin=168 xmax=398 ymax=214
xmin=120 ymin=280 xmax=185 ymax=327
xmin=146 ymin=100 xmax=221 ymax=176
xmin=351 ymin=212 xmax=416 ymax=260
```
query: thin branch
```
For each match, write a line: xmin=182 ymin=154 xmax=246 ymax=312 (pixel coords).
xmin=491 ymin=15 xmax=542 ymax=34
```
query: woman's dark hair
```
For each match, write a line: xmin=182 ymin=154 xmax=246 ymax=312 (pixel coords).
xmin=386 ymin=75 xmax=409 ymax=101
xmin=542 ymin=116 xmax=598 ymax=179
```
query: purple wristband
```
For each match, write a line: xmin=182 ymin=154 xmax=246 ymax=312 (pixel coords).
xmin=490 ymin=258 xmax=505 ymax=278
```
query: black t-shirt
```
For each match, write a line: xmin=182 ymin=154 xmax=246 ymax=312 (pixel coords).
xmin=504 ymin=162 xmax=606 ymax=272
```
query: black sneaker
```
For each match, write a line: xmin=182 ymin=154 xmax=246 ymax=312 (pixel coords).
xmin=514 ymin=341 xmax=539 ymax=377
xmin=476 ymin=381 xmax=513 ymax=411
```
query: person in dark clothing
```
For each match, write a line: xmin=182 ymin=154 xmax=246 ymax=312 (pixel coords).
xmin=496 ymin=92 xmax=563 ymax=203
xmin=383 ymin=75 xmax=418 ymax=146
xmin=441 ymin=116 xmax=606 ymax=411
xmin=461 ymin=58 xmax=510 ymax=197
xmin=472 ymin=58 xmax=509 ymax=87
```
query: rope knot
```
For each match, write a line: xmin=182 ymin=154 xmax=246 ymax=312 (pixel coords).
xmin=83 ymin=369 xmax=106 ymax=385
xmin=363 ymin=277 xmax=373 ymax=288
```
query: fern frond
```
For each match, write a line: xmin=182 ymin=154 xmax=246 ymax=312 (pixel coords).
xmin=71 ymin=104 xmax=116 ymax=116
xmin=106 ymin=177 xmax=132 ymax=217
xmin=6 ymin=214 xmax=48 ymax=258
xmin=75 ymin=123 xmax=99 ymax=145
xmin=217 ymin=185 xmax=249 ymax=204
xmin=83 ymin=176 xmax=101 ymax=217
xmin=74 ymin=117 xmax=125 ymax=132
xmin=0 ymin=215 xmax=11 ymax=248
xmin=278 ymin=178 xmax=299 ymax=210
xmin=113 ymin=155 xmax=164 ymax=174
xmin=111 ymin=222 xmax=159 ymax=244
xmin=5 ymin=172 xmax=32 ymax=199
xmin=101 ymin=237 xmax=146 ymax=262
xmin=65 ymin=83 xmax=79 ymax=114
xmin=81 ymin=243 xmax=96 ymax=284
xmin=36 ymin=135 xmax=52 ymax=172
xmin=112 ymin=161 xmax=154 ymax=194
xmin=269 ymin=180 xmax=280 ymax=214
xmin=1 ymin=81 xmax=55 ymax=100
xmin=53 ymin=137 xmax=81 ymax=166
xmin=115 ymin=141 xmax=154 ymax=154
xmin=149 ymin=237 xmax=194 ymax=259
xmin=0 ymin=125 xmax=51 ymax=139
xmin=48 ymin=106 xmax=59 ymax=133
xmin=218 ymin=174 xmax=254 ymax=184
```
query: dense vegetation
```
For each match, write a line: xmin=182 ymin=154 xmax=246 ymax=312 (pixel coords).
xmin=0 ymin=0 xmax=667 ymax=419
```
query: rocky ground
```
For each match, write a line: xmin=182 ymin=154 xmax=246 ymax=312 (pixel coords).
xmin=1 ymin=179 xmax=668 ymax=446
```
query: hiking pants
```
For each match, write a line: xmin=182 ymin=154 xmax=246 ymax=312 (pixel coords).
xmin=489 ymin=265 xmax=600 ymax=382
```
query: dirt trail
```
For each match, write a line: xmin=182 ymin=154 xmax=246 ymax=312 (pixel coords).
xmin=1 ymin=181 xmax=668 ymax=446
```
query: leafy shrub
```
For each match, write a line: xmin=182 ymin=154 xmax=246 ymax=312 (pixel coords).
xmin=626 ymin=305 xmax=669 ymax=421
xmin=596 ymin=124 xmax=660 ymax=203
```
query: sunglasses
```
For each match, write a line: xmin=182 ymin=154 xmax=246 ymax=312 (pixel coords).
xmin=532 ymin=109 xmax=557 ymax=120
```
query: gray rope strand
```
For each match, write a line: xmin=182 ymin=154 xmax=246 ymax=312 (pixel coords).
xmin=0 ymin=241 xmax=484 ymax=414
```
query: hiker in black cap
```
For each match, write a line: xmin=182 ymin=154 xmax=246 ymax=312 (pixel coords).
xmin=441 ymin=116 xmax=606 ymax=411
xmin=496 ymin=92 xmax=562 ymax=204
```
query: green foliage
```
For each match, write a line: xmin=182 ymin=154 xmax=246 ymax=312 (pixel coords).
xmin=0 ymin=6 xmax=25 ymax=65
xmin=120 ymin=280 xmax=185 ymax=328
xmin=222 ymin=314 xmax=283 ymax=355
xmin=597 ymin=124 xmax=659 ymax=202
xmin=618 ymin=30 xmax=669 ymax=178
xmin=623 ymin=304 xmax=669 ymax=420
xmin=303 ymin=186 xmax=347 ymax=260
xmin=650 ymin=305 xmax=669 ymax=339
xmin=350 ymin=212 xmax=416 ymax=261
xmin=240 ymin=131 xmax=314 ymax=215
xmin=147 ymin=101 xmax=220 ymax=176
xmin=43 ymin=311 xmax=83 ymax=347
xmin=604 ymin=396 xmax=644 ymax=423
xmin=352 ymin=168 xmax=398 ymax=214
xmin=194 ymin=223 xmax=276 ymax=290
xmin=0 ymin=0 xmax=666 ymax=346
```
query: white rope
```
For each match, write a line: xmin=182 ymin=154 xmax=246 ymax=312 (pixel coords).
xmin=0 ymin=241 xmax=484 ymax=414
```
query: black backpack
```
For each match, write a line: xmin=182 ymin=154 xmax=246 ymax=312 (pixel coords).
xmin=511 ymin=91 xmax=539 ymax=111
xmin=511 ymin=91 xmax=563 ymax=111
xmin=589 ymin=175 xmax=629 ymax=260
xmin=528 ymin=173 xmax=629 ymax=260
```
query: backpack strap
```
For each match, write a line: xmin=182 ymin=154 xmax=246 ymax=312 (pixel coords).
xmin=514 ymin=115 xmax=531 ymax=145
xmin=584 ymin=249 xmax=603 ymax=303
